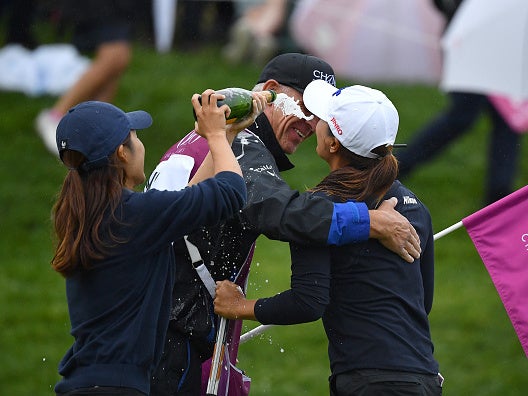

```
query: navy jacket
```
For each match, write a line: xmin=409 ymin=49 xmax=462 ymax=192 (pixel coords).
xmin=150 ymin=114 xmax=370 ymax=342
xmin=187 ymin=114 xmax=370 ymax=280
xmin=255 ymin=180 xmax=439 ymax=376
xmin=55 ymin=172 xmax=246 ymax=395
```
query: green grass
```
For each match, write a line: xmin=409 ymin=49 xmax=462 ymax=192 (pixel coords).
xmin=1 ymin=43 xmax=528 ymax=395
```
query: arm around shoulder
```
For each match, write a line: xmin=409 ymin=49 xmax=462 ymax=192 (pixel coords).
xmin=369 ymin=197 xmax=421 ymax=263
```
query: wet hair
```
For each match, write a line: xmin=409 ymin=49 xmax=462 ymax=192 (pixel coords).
xmin=309 ymin=130 xmax=398 ymax=206
xmin=51 ymin=135 xmax=132 ymax=276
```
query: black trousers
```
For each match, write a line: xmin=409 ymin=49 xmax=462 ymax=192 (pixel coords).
xmin=330 ymin=369 xmax=443 ymax=396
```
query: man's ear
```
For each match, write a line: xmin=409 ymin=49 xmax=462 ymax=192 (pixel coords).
xmin=262 ymin=79 xmax=280 ymax=92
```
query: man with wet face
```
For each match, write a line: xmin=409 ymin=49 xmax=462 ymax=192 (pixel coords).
xmin=147 ymin=53 xmax=421 ymax=395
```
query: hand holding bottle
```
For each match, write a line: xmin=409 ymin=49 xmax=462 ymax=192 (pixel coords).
xmin=225 ymin=91 xmax=269 ymax=142
xmin=192 ymin=89 xmax=229 ymax=141
xmin=191 ymin=89 xmax=242 ymax=178
xmin=193 ymin=87 xmax=276 ymax=123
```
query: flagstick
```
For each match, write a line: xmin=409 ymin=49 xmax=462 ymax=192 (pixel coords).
xmin=240 ymin=221 xmax=466 ymax=344
xmin=240 ymin=324 xmax=274 ymax=344
xmin=434 ymin=221 xmax=463 ymax=241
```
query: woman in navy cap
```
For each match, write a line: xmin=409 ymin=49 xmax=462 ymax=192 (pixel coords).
xmin=214 ymin=81 xmax=443 ymax=395
xmin=51 ymin=90 xmax=267 ymax=396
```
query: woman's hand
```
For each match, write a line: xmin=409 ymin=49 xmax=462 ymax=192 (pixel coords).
xmin=214 ymin=280 xmax=257 ymax=320
xmin=191 ymin=89 xmax=243 ymax=177
xmin=225 ymin=91 xmax=269 ymax=142
xmin=192 ymin=89 xmax=229 ymax=141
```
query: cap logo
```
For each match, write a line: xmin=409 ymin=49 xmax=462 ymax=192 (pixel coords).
xmin=61 ymin=139 xmax=67 ymax=149
xmin=313 ymin=70 xmax=336 ymax=87
xmin=330 ymin=117 xmax=343 ymax=135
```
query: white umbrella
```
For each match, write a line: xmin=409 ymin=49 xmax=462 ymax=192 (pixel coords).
xmin=440 ymin=0 xmax=528 ymax=100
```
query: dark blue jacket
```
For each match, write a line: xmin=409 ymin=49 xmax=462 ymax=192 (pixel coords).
xmin=255 ymin=180 xmax=439 ymax=376
xmin=186 ymin=114 xmax=370 ymax=280
xmin=153 ymin=114 xmax=370 ymax=341
xmin=55 ymin=172 xmax=246 ymax=395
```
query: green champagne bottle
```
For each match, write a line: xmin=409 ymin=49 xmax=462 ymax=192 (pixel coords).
xmin=194 ymin=88 xmax=277 ymax=124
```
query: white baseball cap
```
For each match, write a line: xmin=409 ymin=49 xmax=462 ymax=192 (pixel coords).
xmin=303 ymin=80 xmax=399 ymax=159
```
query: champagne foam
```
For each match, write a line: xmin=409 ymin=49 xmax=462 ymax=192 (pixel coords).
xmin=273 ymin=93 xmax=314 ymax=121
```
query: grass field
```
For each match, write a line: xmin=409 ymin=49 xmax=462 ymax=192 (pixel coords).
xmin=1 ymin=43 xmax=527 ymax=395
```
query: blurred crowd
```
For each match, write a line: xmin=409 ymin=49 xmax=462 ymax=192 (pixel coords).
xmin=1 ymin=0 xmax=525 ymax=205
xmin=0 ymin=0 xmax=296 ymax=62
xmin=1 ymin=0 xmax=299 ymax=157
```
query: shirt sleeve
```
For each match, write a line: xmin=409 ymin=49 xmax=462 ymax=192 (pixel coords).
xmin=254 ymin=243 xmax=331 ymax=325
xmin=327 ymin=201 xmax=370 ymax=245
xmin=393 ymin=186 xmax=435 ymax=314
xmin=419 ymin=212 xmax=435 ymax=314
xmin=235 ymin=133 xmax=370 ymax=246
xmin=124 ymin=171 xmax=246 ymax=254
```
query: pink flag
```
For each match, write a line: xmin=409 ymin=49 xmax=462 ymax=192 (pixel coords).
xmin=462 ymin=186 xmax=528 ymax=357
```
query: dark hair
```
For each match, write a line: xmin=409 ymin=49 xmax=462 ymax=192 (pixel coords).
xmin=309 ymin=132 xmax=398 ymax=206
xmin=51 ymin=135 xmax=132 ymax=277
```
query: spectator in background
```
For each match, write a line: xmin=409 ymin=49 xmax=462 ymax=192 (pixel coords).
xmin=396 ymin=0 xmax=523 ymax=205
xmin=168 ymin=0 xmax=235 ymax=52
xmin=222 ymin=0 xmax=297 ymax=65
xmin=0 ymin=0 xmax=37 ymax=48
xmin=35 ymin=0 xmax=137 ymax=156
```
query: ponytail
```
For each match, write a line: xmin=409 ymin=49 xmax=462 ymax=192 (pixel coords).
xmin=51 ymin=141 xmax=129 ymax=277
xmin=310 ymin=145 xmax=398 ymax=206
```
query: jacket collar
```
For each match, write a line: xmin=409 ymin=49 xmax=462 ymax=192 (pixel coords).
xmin=249 ymin=113 xmax=295 ymax=172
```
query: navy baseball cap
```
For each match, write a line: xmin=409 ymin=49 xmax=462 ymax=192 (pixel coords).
xmin=257 ymin=53 xmax=336 ymax=93
xmin=56 ymin=101 xmax=152 ymax=171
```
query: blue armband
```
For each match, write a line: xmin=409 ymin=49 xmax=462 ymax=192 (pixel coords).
xmin=327 ymin=201 xmax=370 ymax=245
